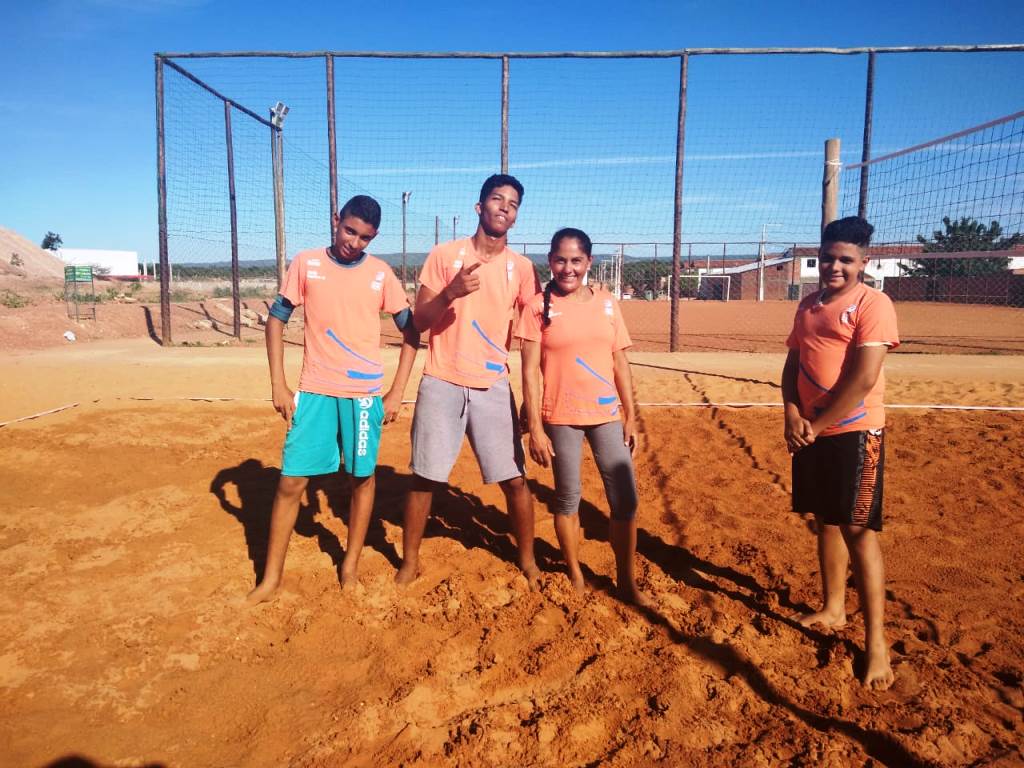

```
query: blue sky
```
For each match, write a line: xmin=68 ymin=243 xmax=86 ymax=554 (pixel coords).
xmin=2 ymin=0 xmax=1023 ymax=266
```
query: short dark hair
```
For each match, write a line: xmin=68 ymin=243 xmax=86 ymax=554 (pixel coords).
xmin=479 ymin=174 xmax=524 ymax=205
xmin=822 ymin=216 xmax=873 ymax=248
xmin=339 ymin=195 xmax=381 ymax=229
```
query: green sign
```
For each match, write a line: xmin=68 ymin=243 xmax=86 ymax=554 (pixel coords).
xmin=64 ymin=266 xmax=93 ymax=282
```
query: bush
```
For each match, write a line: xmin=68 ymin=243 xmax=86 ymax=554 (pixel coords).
xmin=170 ymin=289 xmax=204 ymax=302
xmin=55 ymin=290 xmax=103 ymax=303
xmin=213 ymin=285 xmax=272 ymax=299
xmin=0 ymin=289 xmax=29 ymax=308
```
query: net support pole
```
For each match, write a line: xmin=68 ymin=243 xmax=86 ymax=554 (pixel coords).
xmin=271 ymin=117 xmax=287 ymax=292
xmin=154 ymin=55 xmax=172 ymax=345
xmin=326 ymin=54 xmax=338 ymax=239
xmin=858 ymin=51 xmax=876 ymax=218
xmin=501 ymin=55 xmax=510 ymax=173
xmin=822 ymin=137 xmax=841 ymax=234
xmin=224 ymin=101 xmax=241 ymax=340
xmin=670 ymin=53 xmax=688 ymax=353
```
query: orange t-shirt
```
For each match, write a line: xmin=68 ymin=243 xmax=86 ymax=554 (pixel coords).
xmin=419 ymin=238 xmax=540 ymax=388
xmin=281 ymin=248 xmax=409 ymax=398
xmin=786 ymin=282 xmax=900 ymax=436
xmin=515 ymin=288 xmax=632 ymax=425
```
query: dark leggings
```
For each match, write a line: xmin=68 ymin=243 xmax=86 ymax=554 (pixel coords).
xmin=545 ymin=421 xmax=638 ymax=521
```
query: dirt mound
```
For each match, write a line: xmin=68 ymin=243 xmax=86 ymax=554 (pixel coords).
xmin=0 ymin=226 xmax=65 ymax=280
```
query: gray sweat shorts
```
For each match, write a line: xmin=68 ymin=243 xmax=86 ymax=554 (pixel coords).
xmin=410 ymin=374 xmax=526 ymax=484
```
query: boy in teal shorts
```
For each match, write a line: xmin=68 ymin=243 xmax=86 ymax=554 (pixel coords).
xmin=782 ymin=216 xmax=899 ymax=689
xmin=247 ymin=195 xmax=420 ymax=604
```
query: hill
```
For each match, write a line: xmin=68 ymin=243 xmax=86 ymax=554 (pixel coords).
xmin=0 ymin=227 xmax=65 ymax=280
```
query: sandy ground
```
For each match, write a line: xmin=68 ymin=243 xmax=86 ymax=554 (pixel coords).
xmin=3 ymin=293 xmax=1024 ymax=356
xmin=1 ymin=342 xmax=1023 ymax=767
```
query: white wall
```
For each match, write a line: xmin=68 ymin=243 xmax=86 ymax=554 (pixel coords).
xmin=58 ymin=248 xmax=139 ymax=277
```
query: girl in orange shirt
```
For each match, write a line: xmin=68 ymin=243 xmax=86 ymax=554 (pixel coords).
xmin=516 ymin=228 xmax=650 ymax=605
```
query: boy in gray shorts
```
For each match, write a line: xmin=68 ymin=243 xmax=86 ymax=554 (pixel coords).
xmin=395 ymin=174 xmax=542 ymax=588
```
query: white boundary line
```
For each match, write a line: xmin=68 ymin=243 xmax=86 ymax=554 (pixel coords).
xmin=3 ymin=399 xmax=1022 ymax=429
xmin=0 ymin=403 xmax=81 ymax=428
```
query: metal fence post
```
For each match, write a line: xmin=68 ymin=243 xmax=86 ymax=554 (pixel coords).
xmin=270 ymin=111 xmax=287 ymax=292
xmin=858 ymin=51 xmax=876 ymax=218
xmin=670 ymin=52 xmax=688 ymax=352
xmin=224 ymin=102 xmax=241 ymax=340
xmin=501 ymin=55 xmax=510 ymax=173
xmin=326 ymin=54 xmax=338 ymax=239
xmin=155 ymin=55 xmax=172 ymax=345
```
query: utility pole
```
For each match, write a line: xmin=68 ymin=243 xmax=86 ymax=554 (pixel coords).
xmin=452 ymin=215 xmax=459 ymax=241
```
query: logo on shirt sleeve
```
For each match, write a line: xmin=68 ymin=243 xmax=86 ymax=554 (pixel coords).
xmin=840 ymin=303 xmax=858 ymax=326
xmin=371 ymin=270 xmax=385 ymax=291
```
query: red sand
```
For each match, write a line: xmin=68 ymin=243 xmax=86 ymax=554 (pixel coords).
xmin=1 ymin=341 xmax=1022 ymax=767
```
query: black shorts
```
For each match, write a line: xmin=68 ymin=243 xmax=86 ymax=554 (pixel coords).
xmin=792 ymin=429 xmax=885 ymax=531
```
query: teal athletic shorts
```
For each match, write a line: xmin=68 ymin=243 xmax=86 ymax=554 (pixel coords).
xmin=281 ymin=391 xmax=384 ymax=478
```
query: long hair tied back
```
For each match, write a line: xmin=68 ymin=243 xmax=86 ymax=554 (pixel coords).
xmin=543 ymin=228 xmax=593 ymax=327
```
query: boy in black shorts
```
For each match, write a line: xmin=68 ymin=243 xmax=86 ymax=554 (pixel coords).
xmin=782 ymin=216 xmax=899 ymax=690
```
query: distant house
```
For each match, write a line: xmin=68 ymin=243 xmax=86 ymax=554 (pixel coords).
xmin=58 ymin=248 xmax=140 ymax=279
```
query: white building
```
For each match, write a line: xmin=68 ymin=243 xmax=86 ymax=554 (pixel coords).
xmin=58 ymin=248 xmax=140 ymax=278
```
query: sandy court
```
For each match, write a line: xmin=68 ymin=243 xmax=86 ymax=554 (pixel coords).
xmin=1 ymin=343 xmax=1023 ymax=766
xmin=618 ymin=300 xmax=1024 ymax=355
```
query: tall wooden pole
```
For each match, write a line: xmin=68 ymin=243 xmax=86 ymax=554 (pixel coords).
xmin=501 ymin=56 xmax=510 ymax=173
xmin=822 ymin=138 xmax=841 ymax=234
xmin=326 ymin=54 xmax=338 ymax=239
xmin=670 ymin=53 xmax=688 ymax=352
xmin=858 ymin=51 xmax=876 ymax=219
xmin=155 ymin=55 xmax=172 ymax=345
xmin=224 ymin=102 xmax=241 ymax=340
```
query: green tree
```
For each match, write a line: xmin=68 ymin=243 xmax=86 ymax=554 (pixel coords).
xmin=904 ymin=217 xmax=1022 ymax=277
xmin=41 ymin=231 xmax=63 ymax=251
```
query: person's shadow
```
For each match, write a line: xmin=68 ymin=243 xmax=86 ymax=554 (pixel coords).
xmin=210 ymin=460 xmax=562 ymax=586
xmin=211 ymin=459 xmax=403 ymax=585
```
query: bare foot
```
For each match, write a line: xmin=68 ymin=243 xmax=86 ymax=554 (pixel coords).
xmin=796 ymin=608 xmax=847 ymax=629
xmin=617 ymin=583 xmax=654 ymax=608
xmin=521 ymin=562 xmax=542 ymax=591
xmin=246 ymin=580 xmax=280 ymax=606
xmin=862 ymin=642 xmax=894 ymax=690
xmin=395 ymin=560 xmax=420 ymax=586
xmin=567 ymin=570 xmax=588 ymax=595
xmin=341 ymin=569 xmax=359 ymax=590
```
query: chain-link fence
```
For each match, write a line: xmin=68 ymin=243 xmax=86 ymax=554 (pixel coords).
xmin=155 ymin=46 xmax=1024 ymax=353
